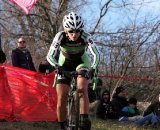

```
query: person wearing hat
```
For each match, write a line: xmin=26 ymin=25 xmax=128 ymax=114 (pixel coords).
xmin=111 ymin=86 xmax=128 ymax=119
xmin=96 ymin=89 xmax=119 ymax=119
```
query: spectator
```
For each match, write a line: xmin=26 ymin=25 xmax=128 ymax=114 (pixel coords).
xmin=11 ymin=37 xmax=36 ymax=71
xmin=0 ymin=49 xmax=6 ymax=63
xmin=95 ymin=78 xmax=104 ymax=100
xmin=111 ymin=86 xmax=128 ymax=118
xmin=88 ymin=78 xmax=103 ymax=103
xmin=88 ymin=83 xmax=97 ymax=103
xmin=88 ymin=78 xmax=104 ymax=118
xmin=38 ymin=59 xmax=55 ymax=74
xmin=135 ymin=93 xmax=160 ymax=126
xmin=96 ymin=89 xmax=119 ymax=119
xmin=119 ymin=97 xmax=142 ymax=122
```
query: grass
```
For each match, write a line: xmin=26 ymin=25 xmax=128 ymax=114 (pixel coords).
xmin=0 ymin=118 xmax=159 ymax=130
xmin=91 ymin=118 xmax=159 ymax=130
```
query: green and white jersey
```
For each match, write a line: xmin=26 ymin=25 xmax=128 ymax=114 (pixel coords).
xmin=47 ymin=31 xmax=100 ymax=69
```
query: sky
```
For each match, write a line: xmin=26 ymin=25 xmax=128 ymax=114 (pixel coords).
xmin=1 ymin=0 xmax=160 ymax=32
xmin=80 ymin=0 xmax=160 ymax=31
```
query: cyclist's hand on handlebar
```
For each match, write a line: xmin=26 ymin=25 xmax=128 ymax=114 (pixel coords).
xmin=54 ymin=64 xmax=59 ymax=69
xmin=89 ymin=68 xmax=96 ymax=79
xmin=55 ymin=65 xmax=63 ymax=74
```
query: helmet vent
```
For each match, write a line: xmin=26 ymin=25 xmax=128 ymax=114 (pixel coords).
xmin=69 ymin=21 xmax=74 ymax=27
xmin=66 ymin=23 xmax=69 ymax=28
xmin=70 ymin=16 xmax=73 ymax=20
xmin=77 ymin=21 xmax=80 ymax=26
xmin=76 ymin=16 xmax=78 ymax=20
xmin=63 ymin=12 xmax=84 ymax=30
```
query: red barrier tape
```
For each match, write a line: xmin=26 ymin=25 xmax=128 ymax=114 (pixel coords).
xmin=0 ymin=64 xmax=154 ymax=121
xmin=0 ymin=64 xmax=57 ymax=122
xmin=98 ymin=75 xmax=153 ymax=81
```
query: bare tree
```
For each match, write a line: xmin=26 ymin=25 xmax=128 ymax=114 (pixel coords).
xmin=1 ymin=0 xmax=160 ymax=100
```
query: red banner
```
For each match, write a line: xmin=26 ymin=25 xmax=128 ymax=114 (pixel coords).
xmin=8 ymin=0 xmax=38 ymax=14
xmin=0 ymin=64 xmax=57 ymax=122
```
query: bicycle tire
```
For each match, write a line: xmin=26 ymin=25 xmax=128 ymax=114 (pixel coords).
xmin=74 ymin=90 xmax=80 ymax=130
xmin=68 ymin=90 xmax=80 ymax=130
xmin=68 ymin=95 xmax=75 ymax=130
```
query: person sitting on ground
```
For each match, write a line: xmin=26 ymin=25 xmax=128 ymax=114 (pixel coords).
xmin=119 ymin=97 xmax=142 ymax=122
xmin=96 ymin=89 xmax=119 ymax=119
xmin=0 ymin=49 xmax=6 ymax=63
xmin=111 ymin=86 xmax=128 ymax=119
xmin=135 ymin=92 xmax=160 ymax=126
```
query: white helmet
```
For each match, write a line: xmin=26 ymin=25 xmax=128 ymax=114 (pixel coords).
xmin=63 ymin=12 xmax=84 ymax=30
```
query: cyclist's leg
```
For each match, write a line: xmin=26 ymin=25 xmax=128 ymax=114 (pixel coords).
xmin=56 ymin=53 xmax=71 ymax=130
xmin=76 ymin=63 xmax=91 ymax=130
xmin=56 ymin=84 xmax=69 ymax=121
xmin=56 ymin=83 xmax=69 ymax=130
xmin=77 ymin=76 xmax=89 ymax=114
xmin=76 ymin=54 xmax=91 ymax=115
xmin=77 ymin=76 xmax=91 ymax=130
xmin=56 ymin=67 xmax=71 ymax=130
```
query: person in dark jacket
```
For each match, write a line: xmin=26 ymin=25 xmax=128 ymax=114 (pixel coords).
xmin=135 ymin=93 xmax=160 ymax=126
xmin=38 ymin=59 xmax=55 ymax=74
xmin=88 ymin=78 xmax=106 ymax=118
xmin=88 ymin=78 xmax=103 ymax=103
xmin=96 ymin=89 xmax=119 ymax=119
xmin=111 ymin=86 xmax=128 ymax=118
xmin=0 ymin=49 xmax=6 ymax=63
xmin=11 ymin=37 xmax=36 ymax=71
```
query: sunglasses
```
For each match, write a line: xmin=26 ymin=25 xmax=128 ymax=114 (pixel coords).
xmin=19 ymin=41 xmax=25 ymax=43
xmin=68 ymin=29 xmax=81 ymax=33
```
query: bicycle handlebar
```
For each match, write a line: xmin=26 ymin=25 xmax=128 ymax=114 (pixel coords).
xmin=53 ymin=67 xmax=98 ymax=90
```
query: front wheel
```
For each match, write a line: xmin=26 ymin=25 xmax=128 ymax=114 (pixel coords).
xmin=75 ymin=90 xmax=80 ymax=130
xmin=68 ymin=90 xmax=80 ymax=130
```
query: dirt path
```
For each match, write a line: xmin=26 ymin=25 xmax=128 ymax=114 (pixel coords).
xmin=0 ymin=121 xmax=58 ymax=130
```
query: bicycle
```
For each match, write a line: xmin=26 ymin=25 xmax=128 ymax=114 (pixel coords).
xmin=54 ymin=68 xmax=97 ymax=130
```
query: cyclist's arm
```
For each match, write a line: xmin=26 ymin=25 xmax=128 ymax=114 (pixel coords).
xmin=47 ymin=32 xmax=63 ymax=67
xmin=87 ymin=36 xmax=100 ymax=70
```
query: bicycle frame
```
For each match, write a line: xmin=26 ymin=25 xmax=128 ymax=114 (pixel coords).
xmin=54 ymin=69 xmax=97 ymax=130
xmin=67 ymin=72 xmax=80 ymax=130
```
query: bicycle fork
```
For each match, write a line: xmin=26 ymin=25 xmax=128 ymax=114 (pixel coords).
xmin=67 ymin=90 xmax=80 ymax=130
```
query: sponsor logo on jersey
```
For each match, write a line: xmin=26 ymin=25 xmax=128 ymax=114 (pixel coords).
xmin=53 ymin=41 xmax=60 ymax=48
xmin=66 ymin=42 xmax=82 ymax=46
xmin=88 ymin=38 xmax=93 ymax=44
